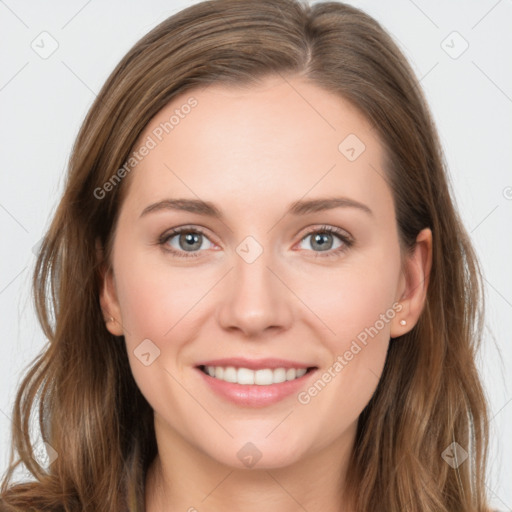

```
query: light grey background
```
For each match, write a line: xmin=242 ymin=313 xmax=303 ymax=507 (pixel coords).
xmin=1 ymin=0 xmax=511 ymax=508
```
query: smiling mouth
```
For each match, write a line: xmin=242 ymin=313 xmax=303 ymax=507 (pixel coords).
xmin=197 ymin=365 xmax=317 ymax=386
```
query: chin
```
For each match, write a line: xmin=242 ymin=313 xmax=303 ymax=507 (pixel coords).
xmin=204 ymin=436 xmax=307 ymax=470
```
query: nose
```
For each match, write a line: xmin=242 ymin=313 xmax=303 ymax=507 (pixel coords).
xmin=215 ymin=245 xmax=294 ymax=339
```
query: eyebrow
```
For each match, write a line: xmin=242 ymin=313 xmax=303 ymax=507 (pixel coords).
xmin=139 ymin=196 xmax=373 ymax=219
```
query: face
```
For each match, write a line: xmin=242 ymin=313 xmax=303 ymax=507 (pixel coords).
xmin=100 ymin=74 xmax=428 ymax=470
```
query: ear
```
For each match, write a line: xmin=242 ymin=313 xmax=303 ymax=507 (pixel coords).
xmin=390 ymin=228 xmax=432 ymax=338
xmin=96 ymin=238 xmax=124 ymax=336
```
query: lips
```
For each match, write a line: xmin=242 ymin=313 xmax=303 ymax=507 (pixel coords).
xmin=195 ymin=359 xmax=317 ymax=408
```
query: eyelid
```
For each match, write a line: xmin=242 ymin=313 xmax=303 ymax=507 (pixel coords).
xmin=158 ymin=225 xmax=217 ymax=258
xmin=294 ymin=225 xmax=353 ymax=259
xmin=158 ymin=224 xmax=215 ymax=243
xmin=299 ymin=224 xmax=353 ymax=244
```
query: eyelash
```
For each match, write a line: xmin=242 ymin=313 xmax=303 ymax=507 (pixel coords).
xmin=158 ymin=224 xmax=354 ymax=260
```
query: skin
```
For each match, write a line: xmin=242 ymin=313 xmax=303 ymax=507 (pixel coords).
xmin=100 ymin=74 xmax=432 ymax=512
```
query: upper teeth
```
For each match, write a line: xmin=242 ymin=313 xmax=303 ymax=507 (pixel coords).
xmin=204 ymin=366 xmax=308 ymax=385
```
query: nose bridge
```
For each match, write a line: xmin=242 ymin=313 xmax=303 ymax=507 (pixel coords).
xmin=233 ymin=234 xmax=281 ymax=308
xmin=216 ymin=233 xmax=293 ymax=336
xmin=235 ymin=237 xmax=275 ymax=296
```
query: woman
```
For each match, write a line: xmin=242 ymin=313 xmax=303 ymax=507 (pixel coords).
xmin=0 ymin=0 xmax=496 ymax=510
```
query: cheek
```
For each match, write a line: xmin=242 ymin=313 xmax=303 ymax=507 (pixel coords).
xmin=113 ymin=247 xmax=206 ymax=341
xmin=112 ymin=255 xmax=198 ymax=418
xmin=305 ymin=255 xmax=400 ymax=348
xmin=294 ymin=250 xmax=400 ymax=420
xmin=111 ymin=245 xmax=222 ymax=409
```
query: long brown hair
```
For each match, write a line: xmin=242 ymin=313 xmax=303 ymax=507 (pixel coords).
xmin=1 ymin=0 xmax=493 ymax=510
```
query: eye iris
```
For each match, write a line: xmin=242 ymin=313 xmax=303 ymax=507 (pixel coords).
xmin=180 ymin=232 xmax=202 ymax=251
xmin=311 ymin=232 xmax=332 ymax=251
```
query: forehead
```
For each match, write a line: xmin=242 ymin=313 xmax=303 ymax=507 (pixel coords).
xmin=121 ymin=75 xmax=392 ymax=220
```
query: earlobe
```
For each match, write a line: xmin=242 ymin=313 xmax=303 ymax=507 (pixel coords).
xmin=390 ymin=228 xmax=433 ymax=338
